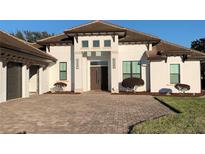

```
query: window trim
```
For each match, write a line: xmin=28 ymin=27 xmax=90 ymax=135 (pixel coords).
xmin=59 ymin=62 xmax=67 ymax=81
xmin=122 ymin=61 xmax=141 ymax=80
xmin=93 ymin=40 xmax=100 ymax=48
xmin=104 ymin=40 xmax=111 ymax=47
xmin=170 ymin=64 xmax=180 ymax=84
xmin=82 ymin=40 xmax=89 ymax=48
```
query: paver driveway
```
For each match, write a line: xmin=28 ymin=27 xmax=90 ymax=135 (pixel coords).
xmin=0 ymin=92 xmax=172 ymax=133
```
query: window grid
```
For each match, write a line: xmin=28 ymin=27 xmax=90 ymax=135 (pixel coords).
xmin=170 ymin=64 xmax=180 ymax=84
xmin=104 ymin=40 xmax=111 ymax=47
xmin=59 ymin=62 xmax=67 ymax=80
xmin=123 ymin=61 xmax=141 ymax=80
xmin=82 ymin=40 xmax=88 ymax=48
xmin=93 ymin=40 xmax=100 ymax=47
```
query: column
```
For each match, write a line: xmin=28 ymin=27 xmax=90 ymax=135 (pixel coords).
xmin=22 ymin=65 xmax=29 ymax=98
xmin=111 ymin=52 xmax=119 ymax=93
xmin=74 ymin=52 xmax=83 ymax=93
xmin=0 ymin=61 xmax=7 ymax=103
xmin=38 ymin=67 xmax=43 ymax=94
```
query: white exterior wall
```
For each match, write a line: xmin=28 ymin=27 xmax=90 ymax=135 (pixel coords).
xmin=0 ymin=61 xmax=6 ymax=103
xmin=47 ymin=46 xmax=73 ymax=91
xmin=22 ymin=65 xmax=29 ymax=98
xmin=29 ymin=72 xmax=37 ymax=92
xmin=150 ymin=57 xmax=201 ymax=93
xmin=118 ymin=44 xmax=150 ymax=92
xmin=39 ymin=67 xmax=50 ymax=94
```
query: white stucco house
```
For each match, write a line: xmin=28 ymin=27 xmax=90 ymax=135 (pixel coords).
xmin=1 ymin=20 xmax=205 ymax=103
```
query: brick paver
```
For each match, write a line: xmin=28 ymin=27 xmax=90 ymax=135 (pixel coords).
xmin=0 ymin=92 xmax=172 ymax=133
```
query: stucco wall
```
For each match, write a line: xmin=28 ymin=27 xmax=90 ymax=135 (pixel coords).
xmin=0 ymin=61 xmax=7 ymax=103
xmin=39 ymin=67 xmax=50 ymax=94
xmin=29 ymin=66 xmax=38 ymax=93
xmin=47 ymin=46 xmax=73 ymax=91
xmin=150 ymin=57 xmax=201 ymax=93
xmin=118 ymin=44 xmax=150 ymax=92
xmin=22 ymin=65 xmax=29 ymax=98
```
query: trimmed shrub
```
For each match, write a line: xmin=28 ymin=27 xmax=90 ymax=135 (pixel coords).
xmin=51 ymin=82 xmax=67 ymax=93
xmin=122 ymin=78 xmax=144 ymax=92
xmin=54 ymin=82 xmax=67 ymax=87
xmin=175 ymin=83 xmax=190 ymax=93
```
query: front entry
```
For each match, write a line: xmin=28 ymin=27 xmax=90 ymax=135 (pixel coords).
xmin=91 ymin=66 xmax=108 ymax=91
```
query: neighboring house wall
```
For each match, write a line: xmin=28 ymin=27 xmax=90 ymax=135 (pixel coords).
xmin=150 ymin=57 xmax=201 ymax=93
xmin=0 ymin=61 xmax=7 ymax=103
xmin=118 ymin=44 xmax=151 ymax=91
xmin=47 ymin=46 xmax=73 ymax=91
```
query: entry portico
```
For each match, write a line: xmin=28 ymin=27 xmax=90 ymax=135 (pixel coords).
xmin=72 ymin=34 xmax=120 ymax=93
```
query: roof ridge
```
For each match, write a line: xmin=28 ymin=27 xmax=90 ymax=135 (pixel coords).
xmin=64 ymin=20 xmax=126 ymax=33
xmin=64 ymin=20 xmax=97 ymax=32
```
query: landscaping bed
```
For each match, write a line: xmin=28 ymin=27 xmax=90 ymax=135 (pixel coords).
xmin=45 ymin=91 xmax=81 ymax=94
xmin=112 ymin=91 xmax=205 ymax=97
xmin=131 ymin=96 xmax=205 ymax=134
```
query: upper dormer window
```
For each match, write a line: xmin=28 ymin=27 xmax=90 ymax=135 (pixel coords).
xmin=93 ymin=40 xmax=100 ymax=47
xmin=82 ymin=40 xmax=89 ymax=48
xmin=104 ymin=40 xmax=111 ymax=47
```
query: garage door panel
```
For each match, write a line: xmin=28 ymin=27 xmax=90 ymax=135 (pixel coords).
xmin=7 ymin=62 xmax=22 ymax=100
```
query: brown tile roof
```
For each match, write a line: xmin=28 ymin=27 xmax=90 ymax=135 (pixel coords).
xmin=29 ymin=42 xmax=43 ymax=49
xmin=64 ymin=20 xmax=126 ymax=33
xmin=39 ymin=20 xmax=160 ymax=44
xmin=37 ymin=33 xmax=72 ymax=45
xmin=147 ymin=40 xmax=205 ymax=60
xmin=119 ymin=29 xmax=160 ymax=43
xmin=0 ymin=30 xmax=57 ymax=62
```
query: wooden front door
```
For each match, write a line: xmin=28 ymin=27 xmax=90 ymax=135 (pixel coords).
xmin=91 ymin=66 xmax=108 ymax=91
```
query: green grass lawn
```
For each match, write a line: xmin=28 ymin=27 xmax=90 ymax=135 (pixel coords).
xmin=131 ymin=96 xmax=205 ymax=134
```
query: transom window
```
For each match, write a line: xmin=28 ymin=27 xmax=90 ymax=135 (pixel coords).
xmin=170 ymin=64 xmax=180 ymax=84
xmin=93 ymin=40 xmax=100 ymax=47
xmin=59 ymin=62 xmax=67 ymax=80
xmin=123 ymin=61 xmax=141 ymax=79
xmin=104 ymin=40 xmax=111 ymax=47
xmin=82 ymin=40 xmax=88 ymax=48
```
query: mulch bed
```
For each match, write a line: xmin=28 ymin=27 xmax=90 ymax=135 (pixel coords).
xmin=112 ymin=91 xmax=205 ymax=97
xmin=44 ymin=91 xmax=81 ymax=94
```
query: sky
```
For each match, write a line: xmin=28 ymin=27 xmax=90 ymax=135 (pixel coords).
xmin=0 ymin=20 xmax=205 ymax=48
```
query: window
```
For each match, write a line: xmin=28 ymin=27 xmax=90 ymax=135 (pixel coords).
xmin=170 ymin=64 xmax=180 ymax=84
xmin=104 ymin=40 xmax=111 ymax=47
xmin=82 ymin=40 xmax=88 ymax=48
xmin=87 ymin=51 xmax=91 ymax=57
xmin=93 ymin=40 xmax=100 ymax=47
xmin=96 ymin=51 xmax=101 ymax=56
xmin=112 ymin=58 xmax=116 ymax=69
xmin=59 ymin=62 xmax=67 ymax=80
xmin=123 ymin=61 xmax=141 ymax=79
